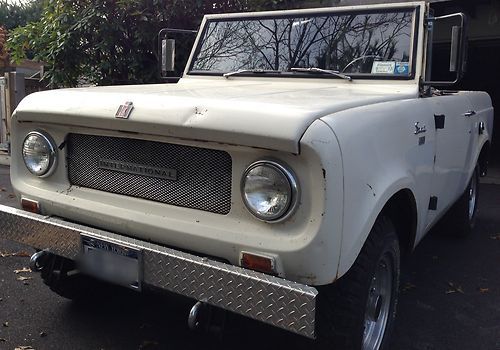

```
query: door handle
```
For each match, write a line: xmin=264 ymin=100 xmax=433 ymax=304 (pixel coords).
xmin=463 ymin=110 xmax=476 ymax=117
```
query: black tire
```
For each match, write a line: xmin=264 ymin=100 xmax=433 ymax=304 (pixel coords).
xmin=316 ymin=216 xmax=400 ymax=350
xmin=440 ymin=165 xmax=480 ymax=237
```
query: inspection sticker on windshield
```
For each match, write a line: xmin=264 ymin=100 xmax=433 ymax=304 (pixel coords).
xmin=371 ymin=61 xmax=396 ymax=74
xmin=394 ymin=62 xmax=409 ymax=75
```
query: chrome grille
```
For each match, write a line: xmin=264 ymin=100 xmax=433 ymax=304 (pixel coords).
xmin=66 ymin=134 xmax=232 ymax=214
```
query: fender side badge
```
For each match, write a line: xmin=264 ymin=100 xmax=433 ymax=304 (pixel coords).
xmin=414 ymin=122 xmax=426 ymax=135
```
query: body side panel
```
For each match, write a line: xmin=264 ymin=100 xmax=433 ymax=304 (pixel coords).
xmin=322 ymin=92 xmax=493 ymax=277
xmin=463 ymin=91 xmax=494 ymax=174
xmin=421 ymin=92 xmax=493 ymax=236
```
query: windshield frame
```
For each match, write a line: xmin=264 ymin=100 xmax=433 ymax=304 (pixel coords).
xmin=186 ymin=3 xmax=422 ymax=80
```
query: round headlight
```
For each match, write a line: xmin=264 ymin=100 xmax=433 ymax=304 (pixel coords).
xmin=22 ymin=131 xmax=57 ymax=177
xmin=241 ymin=161 xmax=299 ymax=222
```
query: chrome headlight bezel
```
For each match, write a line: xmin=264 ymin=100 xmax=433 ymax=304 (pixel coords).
xmin=241 ymin=160 xmax=300 ymax=223
xmin=22 ymin=131 xmax=57 ymax=177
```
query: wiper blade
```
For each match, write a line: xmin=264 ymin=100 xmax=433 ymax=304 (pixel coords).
xmin=223 ymin=69 xmax=281 ymax=78
xmin=291 ymin=67 xmax=352 ymax=81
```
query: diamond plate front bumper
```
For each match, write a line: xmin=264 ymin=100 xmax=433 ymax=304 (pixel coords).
xmin=0 ymin=204 xmax=317 ymax=338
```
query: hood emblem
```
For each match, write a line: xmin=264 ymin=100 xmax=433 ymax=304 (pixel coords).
xmin=115 ymin=101 xmax=134 ymax=119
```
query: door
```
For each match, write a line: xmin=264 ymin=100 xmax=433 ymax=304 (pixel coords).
xmin=426 ymin=93 xmax=474 ymax=228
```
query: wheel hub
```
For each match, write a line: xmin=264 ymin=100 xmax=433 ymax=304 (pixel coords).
xmin=363 ymin=256 xmax=393 ymax=350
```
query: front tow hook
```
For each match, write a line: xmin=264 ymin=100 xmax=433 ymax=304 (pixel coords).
xmin=188 ymin=301 xmax=227 ymax=336
xmin=29 ymin=250 xmax=50 ymax=272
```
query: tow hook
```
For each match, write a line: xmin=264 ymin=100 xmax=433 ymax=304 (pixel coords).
xmin=188 ymin=301 xmax=205 ymax=330
xmin=29 ymin=250 xmax=49 ymax=272
xmin=188 ymin=301 xmax=227 ymax=335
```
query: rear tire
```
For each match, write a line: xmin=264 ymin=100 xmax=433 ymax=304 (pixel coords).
xmin=316 ymin=216 xmax=400 ymax=350
xmin=440 ymin=165 xmax=480 ymax=237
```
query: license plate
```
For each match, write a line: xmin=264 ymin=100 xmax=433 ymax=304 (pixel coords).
xmin=80 ymin=236 xmax=142 ymax=291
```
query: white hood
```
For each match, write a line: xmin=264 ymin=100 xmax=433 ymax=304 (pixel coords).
xmin=14 ymin=77 xmax=418 ymax=153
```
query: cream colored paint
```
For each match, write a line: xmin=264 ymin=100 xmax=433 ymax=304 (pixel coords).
xmin=10 ymin=119 xmax=344 ymax=284
xmin=321 ymin=92 xmax=493 ymax=276
xmin=9 ymin=2 xmax=494 ymax=285
xmin=15 ymin=79 xmax=418 ymax=154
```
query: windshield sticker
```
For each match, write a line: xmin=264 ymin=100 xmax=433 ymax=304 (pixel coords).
xmin=371 ymin=61 xmax=396 ymax=74
xmin=394 ymin=62 xmax=409 ymax=75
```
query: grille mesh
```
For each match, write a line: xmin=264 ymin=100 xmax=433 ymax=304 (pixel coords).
xmin=67 ymin=134 xmax=232 ymax=214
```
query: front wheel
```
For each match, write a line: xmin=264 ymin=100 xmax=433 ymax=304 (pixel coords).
xmin=316 ymin=217 xmax=400 ymax=350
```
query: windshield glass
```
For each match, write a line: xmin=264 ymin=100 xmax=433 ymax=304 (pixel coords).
xmin=190 ymin=8 xmax=415 ymax=78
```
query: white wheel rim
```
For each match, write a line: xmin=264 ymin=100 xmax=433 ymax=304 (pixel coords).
xmin=362 ymin=254 xmax=393 ymax=350
xmin=468 ymin=171 xmax=477 ymax=221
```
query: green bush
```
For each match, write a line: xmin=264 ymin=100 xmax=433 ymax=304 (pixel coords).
xmin=0 ymin=0 xmax=43 ymax=30
xmin=7 ymin=0 xmax=305 ymax=87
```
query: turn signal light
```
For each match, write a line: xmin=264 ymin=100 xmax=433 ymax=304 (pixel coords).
xmin=240 ymin=252 xmax=276 ymax=274
xmin=21 ymin=198 xmax=40 ymax=214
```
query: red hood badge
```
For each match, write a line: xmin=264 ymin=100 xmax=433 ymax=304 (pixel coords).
xmin=115 ymin=101 xmax=134 ymax=119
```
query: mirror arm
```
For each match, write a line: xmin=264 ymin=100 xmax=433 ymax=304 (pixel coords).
xmin=158 ymin=28 xmax=198 ymax=36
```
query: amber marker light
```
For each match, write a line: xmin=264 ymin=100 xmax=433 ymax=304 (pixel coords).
xmin=21 ymin=198 xmax=40 ymax=214
xmin=240 ymin=252 xmax=276 ymax=274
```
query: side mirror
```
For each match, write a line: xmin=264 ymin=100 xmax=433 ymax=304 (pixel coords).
xmin=423 ymin=12 xmax=468 ymax=87
xmin=161 ymin=38 xmax=176 ymax=73
xmin=449 ymin=25 xmax=460 ymax=73
xmin=158 ymin=28 xmax=198 ymax=81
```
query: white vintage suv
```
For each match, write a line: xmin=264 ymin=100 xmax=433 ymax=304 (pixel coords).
xmin=0 ymin=2 xmax=493 ymax=349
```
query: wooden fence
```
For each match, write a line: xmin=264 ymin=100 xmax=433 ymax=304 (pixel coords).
xmin=0 ymin=73 xmax=45 ymax=159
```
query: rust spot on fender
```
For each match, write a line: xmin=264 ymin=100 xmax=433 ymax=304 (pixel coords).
xmin=194 ymin=107 xmax=208 ymax=116
xmin=60 ymin=185 xmax=74 ymax=195
xmin=366 ymin=183 xmax=376 ymax=197
xmin=297 ymin=273 xmax=318 ymax=284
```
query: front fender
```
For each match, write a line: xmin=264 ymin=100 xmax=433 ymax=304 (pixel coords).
xmin=325 ymin=116 xmax=418 ymax=278
xmin=298 ymin=119 xmax=344 ymax=285
xmin=321 ymin=98 xmax=434 ymax=278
